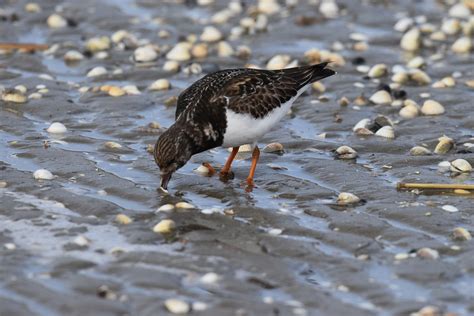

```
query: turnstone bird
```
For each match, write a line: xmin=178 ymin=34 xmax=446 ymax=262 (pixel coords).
xmin=154 ymin=62 xmax=335 ymax=191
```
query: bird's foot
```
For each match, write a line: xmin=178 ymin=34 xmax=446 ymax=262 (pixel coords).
xmin=202 ymin=162 xmax=216 ymax=176
xmin=245 ymin=178 xmax=255 ymax=192
xmin=219 ymin=170 xmax=235 ymax=182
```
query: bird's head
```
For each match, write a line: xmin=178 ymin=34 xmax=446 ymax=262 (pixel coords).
xmin=154 ymin=126 xmax=193 ymax=191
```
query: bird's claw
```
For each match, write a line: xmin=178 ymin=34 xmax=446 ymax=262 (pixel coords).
xmin=219 ymin=170 xmax=235 ymax=182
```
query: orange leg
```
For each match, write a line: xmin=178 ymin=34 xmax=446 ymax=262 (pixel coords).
xmin=220 ymin=146 xmax=239 ymax=175
xmin=202 ymin=162 xmax=216 ymax=176
xmin=246 ymin=146 xmax=260 ymax=187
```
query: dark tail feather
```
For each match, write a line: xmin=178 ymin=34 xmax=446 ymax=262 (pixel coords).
xmin=282 ymin=62 xmax=336 ymax=89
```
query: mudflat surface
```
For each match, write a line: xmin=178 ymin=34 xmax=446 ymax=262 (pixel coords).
xmin=0 ymin=1 xmax=473 ymax=315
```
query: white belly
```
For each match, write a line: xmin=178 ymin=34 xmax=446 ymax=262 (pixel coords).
xmin=222 ymin=86 xmax=308 ymax=147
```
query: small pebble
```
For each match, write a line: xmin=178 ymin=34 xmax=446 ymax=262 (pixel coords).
xmin=33 ymin=169 xmax=54 ymax=180
xmin=153 ymin=219 xmax=176 ymax=234
xmin=416 ymin=247 xmax=439 ymax=260
xmin=149 ymin=79 xmax=171 ymax=91
xmin=47 ymin=122 xmax=67 ymax=134
xmin=421 ymin=100 xmax=444 ymax=115
xmin=164 ymin=298 xmax=190 ymax=314
xmin=192 ymin=302 xmax=208 ymax=312
xmin=337 ymin=192 xmax=360 ymax=205
xmin=115 ymin=214 xmax=132 ymax=225
xmin=4 ymin=243 xmax=16 ymax=250
xmin=0 ymin=181 xmax=7 ymax=188
xmin=441 ymin=205 xmax=459 ymax=213
xmin=268 ymin=228 xmax=283 ymax=235
xmin=452 ymin=227 xmax=472 ymax=241
xmin=335 ymin=145 xmax=358 ymax=159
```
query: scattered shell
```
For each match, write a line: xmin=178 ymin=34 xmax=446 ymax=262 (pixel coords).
xmin=47 ymin=14 xmax=67 ymax=28
xmin=64 ymin=50 xmax=84 ymax=62
xmin=1 ymin=90 xmax=27 ymax=103
xmin=392 ymin=72 xmax=409 ymax=84
xmin=86 ymin=66 xmax=107 ymax=77
xmin=394 ymin=253 xmax=409 ymax=260
xmin=337 ymin=192 xmax=361 ymax=205
xmin=47 ymin=122 xmax=67 ymax=134
xmin=200 ymin=26 xmax=222 ymax=42
xmin=149 ymin=79 xmax=171 ymax=91
xmin=442 ymin=19 xmax=461 ymax=35
xmin=134 ymin=46 xmax=158 ymax=62
xmin=400 ymin=28 xmax=421 ymax=51
xmin=123 ymin=85 xmax=141 ymax=95
xmin=157 ymin=204 xmax=175 ymax=212
xmin=421 ymin=100 xmax=445 ymax=115
xmin=407 ymin=56 xmax=425 ymax=69
xmin=104 ymin=141 xmax=122 ymax=149
xmin=335 ymin=146 xmax=358 ymax=159
xmin=449 ymin=3 xmax=471 ymax=18
xmin=0 ymin=181 xmax=7 ymax=188
xmin=263 ymin=142 xmax=284 ymax=153
xmin=108 ymin=86 xmax=126 ymax=97
xmin=394 ymin=17 xmax=413 ymax=32
xmin=258 ymin=0 xmax=281 ymax=15
xmin=153 ymin=219 xmax=176 ymax=234
xmin=410 ymin=69 xmax=431 ymax=85
xmin=434 ymin=136 xmax=454 ymax=154
xmin=266 ymin=54 xmax=291 ymax=70
xmin=353 ymin=118 xmax=371 ymax=132
xmin=73 ymin=235 xmax=90 ymax=247
xmin=452 ymin=227 xmax=472 ymax=241
xmin=453 ymin=189 xmax=470 ymax=195
xmin=368 ymin=64 xmax=388 ymax=78
xmin=412 ymin=306 xmax=440 ymax=316
xmin=369 ymin=90 xmax=392 ymax=105
xmin=399 ymin=103 xmax=419 ymax=118
xmin=338 ymin=96 xmax=350 ymax=106
xmin=163 ymin=60 xmax=180 ymax=73
xmin=115 ymin=214 xmax=132 ymax=225
xmin=175 ymin=202 xmax=195 ymax=209
xmin=312 ymin=82 xmax=326 ymax=93
xmin=33 ymin=169 xmax=54 ymax=180
xmin=451 ymin=36 xmax=472 ymax=54
xmin=200 ymin=272 xmax=220 ymax=284
xmin=166 ymin=42 xmax=192 ymax=61
xmin=164 ymin=299 xmax=190 ymax=314
xmin=410 ymin=146 xmax=431 ymax=156
xmin=191 ymin=43 xmax=208 ymax=58
xmin=450 ymin=159 xmax=472 ymax=173
xmin=437 ymin=161 xmax=451 ymax=173
xmin=25 ymin=3 xmax=41 ymax=13
xmin=442 ymin=205 xmax=459 ymax=213
xmin=375 ymin=126 xmax=395 ymax=139
xmin=416 ymin=247 xmax=439 ymax=260
xmin=192 ymin=302 xmax=208 ymax=312
xmin=194 ymin=164 xmax=211 ymax=176
xmin=85 ymin=36 xmax=111 ymax=52
xmin=319 ymin=0 xmax=339 ymax=18
xmin=217 ymin=41 xmax=234 ymax=57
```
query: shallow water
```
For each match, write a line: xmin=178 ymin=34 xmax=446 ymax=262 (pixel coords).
xmin=1 ymin=0 xmax=474 ymax=315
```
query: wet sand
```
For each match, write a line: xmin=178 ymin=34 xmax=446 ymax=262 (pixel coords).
xmin=1 ymin=0 xmax=473 ymax=315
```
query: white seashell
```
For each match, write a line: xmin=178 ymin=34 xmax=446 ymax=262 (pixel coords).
xmin=452 ymin=227 xmax=472 ymax=241
xmin=134 ymin=46 xmax=158 ymax=62
xmin=394 ymin=253 xmax=409 ymax=260
xmin=335 ymin=146 xmax=358 ymax=159
xmin=111 ymin=30 xmax=131 ymax=43
xmin=157 ymin=204 xmax=175 ymax=212
xmin=430 ymin=31 xmax=447 ymax=41
xmin=86 ymin=66 xmax=107 ymax=77
xmin=258 ymin=0 xmax=280 ymax=15
xmin=437 ymin=161 xmax=451 ymax=173
xmin=122 ymin=85 xmax=141 ymax=95
xmin=163 ymin=60 xmax=180 ymax=73
xmin=407 ymin=56 xmax=425 ymax=69
xmin=421 ymin=100 xmax=445 ymax=115
xmin=153 ymin=219 xmax=176 ymax=234
xmin=108 ymin=86 xmax=126 ymax=97
xmin=369 ymin=90 xmax=392 ymax=105
xmin=375 ymin=126 xmax=395 ymax=139
xmin=409 ymin=69 xmax=431 ymax=85
xmin=164 ymin=299 xmax=190 ymax=314
xmin=211 ymin=10 xmax=232 ymax=24
xmin=268 ymin=228 xmax=283 ymax=235
xmin=416 ymin=247 xmax=439 ymax=259
xmin=367 ymin=64 xmax=387 ymax=78
xmin=409 ymin=146 xmax=431 ymax=156
xmin=266 ymin=55 xmax=290 ymax=70
xmin=356 ymin=65 xmax=369 ymax=73
xmin=255 ymin=14 xmax=268 ymax=31
xmin=441 ymin=205 xmax=459 ymax=213
xmin=337 ymin=192 xmax=361 ymax=205
xmin=64 ymin=50 xmax=84 ymax=62
xmin=319 ymin=0 xmax=339 ymax=18
xmin=197 ymin=0 xmax=214 ymax=5
xmin=47 ymin=14 xmax=67 ymax=28
xmin=191 ymin=43 xmax=208 ymax=58
xmin=434 ymin=136 xmax=454 ymax=154
xmin=441 ymin=19 xmax=461 ymax=35
xmin=399 ymin=103 xmax=419 ymax=119
xmin=115 ymin=214 xmax=132 ymax=225
xmin=312 ymin=82 xmax=326 ymax=93
xmin=14 ymin=85 xmax=27 ymax=94
xmin=400 ymin=28 xmax=421 ymax=51
xmin=450 ymin=159 xmax=472 ymax=173
xmin=352 ymin=118 xmax=371 ymax=131
xmin=200 ymin=26 xmax=222 ymax=42
xmin=166 ymin=42 xmax=191 ymax=61
xmin=25 ymin=3 xmax=41 ymax=13
xmin=391 ymin=72 xmax=409 ymax=84
xmin=192 ymin=302 xmax=208 ymax=312
xmin=441 ymin=77 xmax=455 ymax=87
xmin=449 ymin=3 xmax=471 ymax=18
xmin=263 ymin=142 xmax=284 ymax=153
xmin=394 ymin=17 xmax=413 ymax=32
xmin=217 ymin=41 xmax=234 ymax=57
xmin=33 ymin=169 xmax=54 ymax=180
xmin=200 ymin=272 xmax=220 ymax=284
xmin=104 ymin=141 xmax=122 ymax=149
xmin=47 ymin=122 xmax=67 ymax=133
xmin=149 ymin=79 xmax=170 ymax=91
xmin=194 ymin=165 xmax=210 ymax=175
xmin=1 ymin=90 xmax=27 ymax=103
xmin=85 ymin=36 xmax=111 ymax=52
xmin=452 ymin=37 xmax=472 ymax=54
xmin=73 ymin=235 xmax=90 ymax=247
xmin=28 ymin=92 xmax=42 ymax=99
xmin=175 ymin=202 xmax=195 ymax=209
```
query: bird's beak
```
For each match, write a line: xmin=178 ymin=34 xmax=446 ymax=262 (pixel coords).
xmin=160 ymin=171 xmax=173 ymax=191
